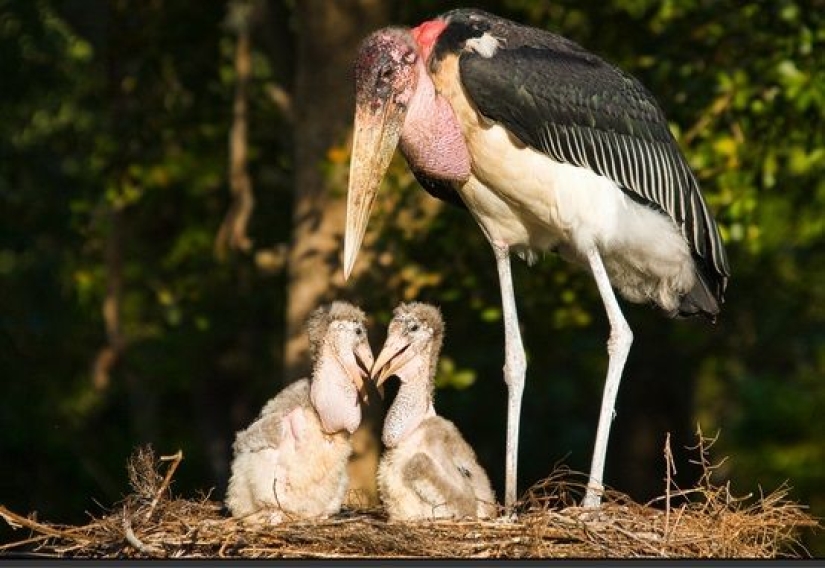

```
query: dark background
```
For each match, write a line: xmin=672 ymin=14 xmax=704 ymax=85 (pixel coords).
xmin=1 ymin=0 xmax=823 ymax=555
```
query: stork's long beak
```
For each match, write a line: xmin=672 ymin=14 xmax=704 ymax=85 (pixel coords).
xmin=343 ymin=97 xmax=407 ymax=280
xmin=371 ymin=332 xmax=416 ymax=386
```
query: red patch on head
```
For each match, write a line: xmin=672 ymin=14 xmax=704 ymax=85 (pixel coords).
xmin=412 ymin=19 xmax=447 ymax=61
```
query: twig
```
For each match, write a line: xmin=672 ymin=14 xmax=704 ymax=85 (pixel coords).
xmin=668 ymin=504 xmax=687 ymax=548
xmin=682 ymin=90 xmax=734 ymax=146
xmin=0 ymin=505 xmax=98 ymax=553
xmin=0 ymin=533 xmax=53 ymax=552
xmin=0 ymin=505 xmax=67 ymax=538
xmin=123 ymin=516 xmax=164 ymax=557
xmin=218 ymin=533 xmax=235 ymax=558
xmin=611 ymin=524 xmax=667 ymax=557
xmin=664 ymin=432 xmax=675 ymax=542
xmin=145 ymin=450 xmax=183 ymax=520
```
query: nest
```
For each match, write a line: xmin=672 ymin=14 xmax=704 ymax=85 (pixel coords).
xmin=1 ymin=436 xmax=818 ymax=559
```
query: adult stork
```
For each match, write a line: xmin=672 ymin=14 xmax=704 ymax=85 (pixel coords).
xmin=343 ymin=9 xmax=730 ymax=510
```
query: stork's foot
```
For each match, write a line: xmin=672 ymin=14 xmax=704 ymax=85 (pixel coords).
xmin=581 ymin=483 xmax=604 ymax=509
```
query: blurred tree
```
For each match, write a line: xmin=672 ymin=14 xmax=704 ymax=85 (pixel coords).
xmin=0 ymin=0 xmax=823 ymax=555
xmin=284 ymin=0 xmax=391 ymax=507
xmin=214 ymin=0 xmax=256 ymax=259
xmin=285 ymin=0 xmax=389 ymax=381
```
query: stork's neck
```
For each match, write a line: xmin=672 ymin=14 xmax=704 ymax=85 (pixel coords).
xmin=399 ymin=60 xmax=471 ymax=183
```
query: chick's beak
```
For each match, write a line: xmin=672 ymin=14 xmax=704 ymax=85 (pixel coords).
xmin=344 ymin=340 xmax=374 ymax=403
xmin=371 ymin=331 xmax=416 ymax=386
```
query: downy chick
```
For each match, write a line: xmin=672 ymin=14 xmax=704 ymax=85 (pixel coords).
xmin=374 ymin=302 xmax=497 ymax=520
xmin=226 ymin=302 xmax=373 ymax=523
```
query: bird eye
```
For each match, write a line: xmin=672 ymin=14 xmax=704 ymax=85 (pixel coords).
xmin=379 ymin=66 xmax=395 ymax=82
xmin=458 ymin=465 xmax=472 ymax=478
xmin=409 ymin=323 xmax=420 ymax=333
xmin=355 ymin=326 xmax=363 ymax=336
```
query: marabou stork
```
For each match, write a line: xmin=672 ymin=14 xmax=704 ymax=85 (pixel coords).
xmin=226 ymin=302 xmax=373 ymax=523
xmin=344 ymin=9 xmax=730 ymax=509
xmin=373 ymin=302 xmax=497 ymax=520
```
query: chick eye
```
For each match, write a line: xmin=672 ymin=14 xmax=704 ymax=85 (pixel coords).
xmin=355 ymin=327 xmax=364 ymax=336
xmin=409 ymin=323 xmax=420 ymax=333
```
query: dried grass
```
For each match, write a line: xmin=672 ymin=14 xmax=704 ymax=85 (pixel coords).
xmin=1 ymin=433 xmax=818 ymax=559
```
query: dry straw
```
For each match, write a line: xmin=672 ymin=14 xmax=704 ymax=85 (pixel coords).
xmin=1 ymin=433 xmax=818 ymax=559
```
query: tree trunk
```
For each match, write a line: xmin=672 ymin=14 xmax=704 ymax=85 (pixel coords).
xmin=286 ymin=0 xmax=389 ymax=382
xmin=215 ymin=0 xmax=255 ymax=260
xmin=96 ymin=2 xmax=159 ymax=445
xmin=287 ymin=0 xmax=390 ymax=507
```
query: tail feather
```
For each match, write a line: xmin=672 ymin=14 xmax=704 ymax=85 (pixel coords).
xmin=674 ymin=255 xmax=724 ymax=322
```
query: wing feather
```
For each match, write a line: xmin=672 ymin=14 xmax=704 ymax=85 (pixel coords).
xmin=457 ymin=41 xmax=730 ymax=300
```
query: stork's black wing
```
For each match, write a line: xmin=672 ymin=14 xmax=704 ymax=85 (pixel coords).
xmin=453 ymin=18 xmax=730 ymax=305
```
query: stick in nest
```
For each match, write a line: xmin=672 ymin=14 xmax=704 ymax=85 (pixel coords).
xmin=664 ymin=432 xmax=674 ymax=542
xmin=123 ymin=516 xmax=163 ymax=557
xmin=145 ymin=450 xmax=184 ymax=520
xmin=1 ymin=437 xmax=819 ymax=559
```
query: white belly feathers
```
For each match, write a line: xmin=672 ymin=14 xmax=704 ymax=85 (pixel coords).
xmin=434 ymin=54 xmax=696 ymax=311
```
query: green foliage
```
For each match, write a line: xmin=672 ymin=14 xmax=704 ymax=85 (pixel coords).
xmin=637 ymin=4 xmax=825 ymax=551
xmin=0 ymin=0 xmax=289 ymax=529
xmin=1 ymin=0 xmax=823 ymax=555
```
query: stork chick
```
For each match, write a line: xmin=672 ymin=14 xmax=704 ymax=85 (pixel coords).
xmin=374 ymin=302 xmax=497 ymax=521
xmin=225 ymin=302 xmax=373 ymax=523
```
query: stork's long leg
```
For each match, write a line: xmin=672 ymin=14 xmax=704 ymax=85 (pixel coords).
xmin=582 ymin=247 xmax=633 ymax=508
xmin=491 ymin=242 xmax=527 ymax=512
